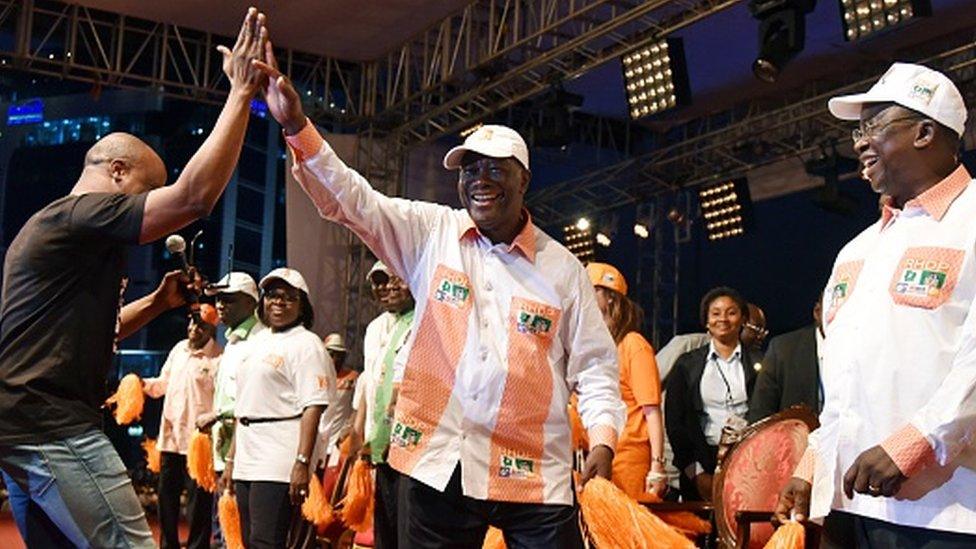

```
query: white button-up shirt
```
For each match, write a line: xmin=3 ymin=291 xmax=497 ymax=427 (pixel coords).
xmin=808 ymin=165 xmax=976 ymax=534
xmin=700 ymin=342 xmax=749 ymax=447
xmin=287 ymin=123 xmax=624 ymax=505
xmin=352 ymin=311 xmax=399 ymax=441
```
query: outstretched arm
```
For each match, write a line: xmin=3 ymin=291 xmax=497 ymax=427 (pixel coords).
xmin=139 ymin=8 xmax=267 ymax=244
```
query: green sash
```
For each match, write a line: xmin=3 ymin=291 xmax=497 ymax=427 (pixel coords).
xmin=369 ymin=309 xmax=415 ymax=463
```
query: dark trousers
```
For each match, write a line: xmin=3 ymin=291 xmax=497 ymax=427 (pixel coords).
xmin=398 ymin=465 xmax=584 ymax=549
xmin=823 ymin=511 xmax=976 ymax=549
xmin=158 ymin=451 xmax=212 ymax=549
xmin=375 ymin=462 xmax=401 ymax=549
xmin=234 ymin=480 xmax=293 ymax=549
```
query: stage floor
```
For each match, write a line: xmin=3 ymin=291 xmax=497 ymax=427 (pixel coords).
xmin=0 ymin=504 xmax=184 ymax=547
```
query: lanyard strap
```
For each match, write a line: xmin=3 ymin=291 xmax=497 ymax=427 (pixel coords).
xmin=710 ymin=353 xmax=738 ymax=409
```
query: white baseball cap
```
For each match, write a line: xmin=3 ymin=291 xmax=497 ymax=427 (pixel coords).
xmin=443 ymin=125 xmax=530 ymax=172
xmin=366 ymin=260 xmax=390 ymax=283
xmin=323 ymin=333 xmax=346 ymax=352
xmin=259 ymin=267 xmax=310 ymax=296
xmin=204 ymin=272 xmax=259 ymax=302
xmin=828 ymin=62 xmax=967 ymax=137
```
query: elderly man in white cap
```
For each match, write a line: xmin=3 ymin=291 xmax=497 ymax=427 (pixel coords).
xmin=254 ymin=40 xmax=623 ymax=547
xmin=775 ymin=62 xmax=976 ymax=547
xmin=347 ymin=260 xmax=415 ymax=548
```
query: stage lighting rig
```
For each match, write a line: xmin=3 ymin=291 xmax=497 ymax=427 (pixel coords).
xmin=564 ymin=219 xmax=595 ymax=263
xmin=840 ymin=0 xmax=931 ymax=42
xmin=699 ymin=179 xmax=752 ymax=241
xmin=622 ymin=38 xmax=690 ymax=120
xmin=749 ymin=0 xmax=816 ymax=83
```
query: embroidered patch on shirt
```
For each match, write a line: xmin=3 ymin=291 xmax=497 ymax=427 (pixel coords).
xmin=511 ymin=297 xmax=561 ymax=340
xmin=317 ymin=375 xmax=331 ymax=390
xmin=433 ymin=278 xmax=471 ymax=308
xmin=516 ymin=310 xmax=554 ymax=335
xmin=262 ymin=354 xmax=285 ymax=370
xmin=498 ymin=452 xmax=537 ymax=479
xmin=390 ymin=418 xmax=424 ymax=448
xmin=826 ymin=260 xmax=864 ymax=325
xmin=889 ymin=247 xmax=964 ymax=309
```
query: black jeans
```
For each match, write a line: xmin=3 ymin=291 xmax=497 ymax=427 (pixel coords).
xmin=234 ymin=480 xmax=293 ymax=549
xmin=158 ymin=451 xmax=212 ymax=549
xmin=375 ymin=462 xmax=401 ymax=549
xmin=825 ymin=511 xmax=976 ymax=549
xmin=398 ymin=465 xmax=583 ymax=549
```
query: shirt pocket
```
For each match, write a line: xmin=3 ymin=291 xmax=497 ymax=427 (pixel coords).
xmin=826 ymin=259 xmax=864 ymax=325
xmin=888 ymin=246 xmax=964 ymax=309
xmin=508 ymin=296 xmax=562 ymax=353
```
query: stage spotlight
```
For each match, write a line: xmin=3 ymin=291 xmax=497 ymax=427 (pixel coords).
xmin=563 ymin=221 xmax=595 ymax=263
xmin=596 ymin=232 xmax=612 ymax=247
xmin=634 ymin=223 xmax=650 ymax=239
xmin=622 ymin=38 xmax=691 ymax=120
xmin=749 ymin=0 xmax=817 ymax=83
xmin=840 ymin=0 xmax=931 ymax=42
xmin=699 ymin=179 xmax=753 ymax=241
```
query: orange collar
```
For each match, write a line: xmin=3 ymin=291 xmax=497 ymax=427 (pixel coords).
xmin=881 ymin=164 xmax=971 ymax=227
xmin=459 ymin=209 xmax=537 ymax=263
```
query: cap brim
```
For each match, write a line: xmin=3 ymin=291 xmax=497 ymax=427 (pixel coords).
xmin=326 ymin=346 xmax=347 ymax=352
xmin=828 ymin=91 xmax=899 ymax=120
xmin=442 ymin=144 xmax=514 ymax=170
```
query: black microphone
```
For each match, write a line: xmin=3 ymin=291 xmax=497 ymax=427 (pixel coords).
xmin=166 ymin=234 xmax=200 ymax=318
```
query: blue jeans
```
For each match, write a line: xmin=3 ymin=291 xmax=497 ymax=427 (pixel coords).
xmin=0 ymin=429 xmax=154 ymax=548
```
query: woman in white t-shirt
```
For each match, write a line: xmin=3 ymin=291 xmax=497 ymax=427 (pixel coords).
xmin=220 ymin=268 xmax=336 ymax=548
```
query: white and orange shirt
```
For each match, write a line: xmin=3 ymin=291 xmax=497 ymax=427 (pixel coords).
xmin=287 ymin=122 xmax=625 ymax=506
xmin=798 ymin=165 xmax=976 ymax=534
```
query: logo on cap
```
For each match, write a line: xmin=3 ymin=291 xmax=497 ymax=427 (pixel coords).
xmin=908 ymin=77 xmax=939 ymax=105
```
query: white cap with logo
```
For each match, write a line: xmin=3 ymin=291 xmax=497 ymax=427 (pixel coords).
xmin=443 ymin=125 xmax=530 ymax=172
xmin=828 ymin=62 xmax=967 ymax=137
xmin=259 ymin=267 xmax=310 ymax=296
xmin=366 ymin=260 xmax=391 ymax=283
xmin=204 ymin=272 xmax=259 ymax=302
xmin=323 ymin=333 xmax=346 ymax=352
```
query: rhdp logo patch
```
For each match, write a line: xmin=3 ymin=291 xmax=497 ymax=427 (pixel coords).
xmin=434 ymin=278 xmax=471 ymax=308
xmin=390 ymin=419 xmax=423 ymax=448
xmin=517 ymin=310 xmax=553 ymax=335
xmin=894 ymin=257 xmax=950 ymax=298
xmin=908 ymin=77 xmax=939 ymax=105
xmin=498 ymin=453 xmax=536 ymax=479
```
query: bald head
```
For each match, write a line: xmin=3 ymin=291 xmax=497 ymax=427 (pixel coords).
xmin=79 ymin=133 xmax=167 ymax=195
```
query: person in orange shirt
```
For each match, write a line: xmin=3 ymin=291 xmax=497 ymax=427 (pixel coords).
xmin=586 ymin=263 xmax=667 ymax=497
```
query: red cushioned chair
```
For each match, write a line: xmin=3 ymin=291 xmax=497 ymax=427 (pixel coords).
xmin=712 ymin=405 xmax=820 ymax=549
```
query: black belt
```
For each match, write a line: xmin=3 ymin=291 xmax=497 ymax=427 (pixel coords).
xmin=239 ymin=413 xmax=302 ymax=426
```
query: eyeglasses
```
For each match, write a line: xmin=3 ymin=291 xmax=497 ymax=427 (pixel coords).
xmin=265 ymin=290 xmax=300 ymax=304
xmin=851 ymin=115 xmax=922 ymax=142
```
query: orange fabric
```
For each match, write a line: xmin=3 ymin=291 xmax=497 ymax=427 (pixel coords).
xmin=568 ymin=396 xmax=589 ymax=451
xmin=482 ymin=526 xmax=507 ymax=549
xmin=388 ymin=265 xmax=473 ymax=475
xmin=880 ymin=423 xmax=935 ymax=478
xmin=142 ymin=438 xmax=161 ymax=474
xmin=904 ymin=164 xmax=971 ymax=222
xmin=458 ymin=210 xmax=537 ymax=263
xmin=105 ymin=373 xmax=144 ymax=425
xmin=793 ymin=446 xmax=815 ymax=483
xmin=579 ymin=477 xmax=693 ymax=549
xmin=302 ymin=473 xmax=335 ymax=528
xmin=285 ymin=118 xmax=324 ymax=162
xmin=610 ymin=332 xmax=661 ymax=498
xmin=887 ymin=247 xmax=964 ymax=310
xmin=825 ymin=260 xmax=864 ymax=325
xmin=218 ymin=492 xmax=245 ymax=549
xmin=763 ymin=520 xmax=804 ymax=549
xmin=187 ymin=431 xmax=216 ymax=492
xmin=341 ymin=459 xmax=375 ymax=532
xmin=487 ymin=297 xmax=560 ymax=502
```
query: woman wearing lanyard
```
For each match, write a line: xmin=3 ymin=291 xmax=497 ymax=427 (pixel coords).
xmin=220 ymin=268 xmax=336 ymax=548
xmin=665 ymin=286 xmax=759 ymax=502
xmin=585 ymin=262 xmax=667 ymax=499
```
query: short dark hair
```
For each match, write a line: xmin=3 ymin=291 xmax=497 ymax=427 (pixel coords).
xmin=699 ymin=286 xmax=749 ymax=327
xmin=257 ymin=290 xmax=315 ymax=330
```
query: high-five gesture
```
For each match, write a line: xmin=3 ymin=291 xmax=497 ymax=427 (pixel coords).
xmin=252 ymin=41 xmax=307 ymax=135
xmin=217 ymin=7 xmax=268 ymax=97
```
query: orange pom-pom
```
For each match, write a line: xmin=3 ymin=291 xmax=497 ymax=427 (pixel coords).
xmin=302 ymin=473 xmax=335 ymax=528
xmin=482 ymin=526 xmax=507 ymax=549
xmin=218 ymin=491 xmax=245 ymax=549
xmin=187 ymin=431 xmax=217 ymax=492
xmin=340 ymin=459 xmax=374 ymax=532
xmin=105 ymin=373 xmax=144 ymax=425
xmin=638 ymin=492 xmax=711 ymax=538
xmin=763 ymin=520 xmax=804 ymax=549
xmin=142 ymin=438 xmax=160 ymax=474
xmin=579 ymin=477 xmax=693 ymax=549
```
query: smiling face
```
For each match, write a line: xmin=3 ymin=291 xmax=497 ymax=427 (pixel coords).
xmin=187 ymin=318 xmax=215 ymax=349
xmin=706 ymin=295 xmax=746 ymax=346
xmin=854 ymin=104 xmax=926 ymax=199
xmin=261 ymin=279 xmax=302 ymax=330
xmin=371 ymin=273 xmax=414 ymax=315
xmin=457 ymin=152 xmax=530 ymax=244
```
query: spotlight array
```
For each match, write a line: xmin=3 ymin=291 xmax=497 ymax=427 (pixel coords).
xmin=633 ymin=223 xmax=650 ymax=239
xmin=564 ymin=219 xmax=595 ymax=262
xmin=699 ymin=179 xmax=751 ymax=241
xmin=596 ymin=232 xmax=612 ymax=247
xmin=840 ymin=0 xmax=931 ymax=41
xmin=622 ymin=38 xmax=690 ymax=119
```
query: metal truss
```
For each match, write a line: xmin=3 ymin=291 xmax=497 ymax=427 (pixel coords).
xmin=527 ymin=36 xmax=976 ymax=228
xmin=371 ymin=0 xmax=743 ymax=143
xmin=0 ymin=0 xmax=368 ymax=121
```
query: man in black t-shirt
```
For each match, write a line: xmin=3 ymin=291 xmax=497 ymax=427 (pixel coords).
xmin=0 ymin=8 xmax=268 ymax=547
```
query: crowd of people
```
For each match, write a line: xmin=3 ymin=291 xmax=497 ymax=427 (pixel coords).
xmin=0 ymin=7 xmax=974 ymax=549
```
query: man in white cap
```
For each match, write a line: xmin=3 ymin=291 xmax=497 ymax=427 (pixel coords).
xmin=348 ymin=260 xmax=415 ymax=548
xmin=254 ymin=41 xmax=623 ymax=547
xmin=775 ymin=62 xmax=976 ymax=546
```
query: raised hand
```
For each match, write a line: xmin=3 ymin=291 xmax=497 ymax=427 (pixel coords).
xmin=252 ymin=40 xmax=307 ymax=135
xmin=217 ymin=7 xmax=268 ymax=97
